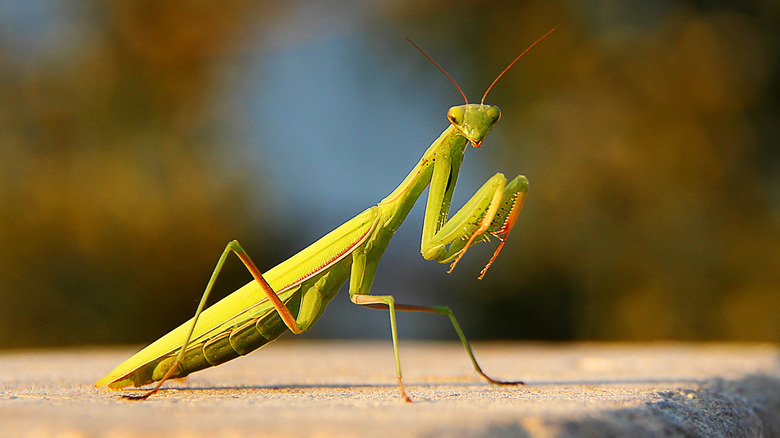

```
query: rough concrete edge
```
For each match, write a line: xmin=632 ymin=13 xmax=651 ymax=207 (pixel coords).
xmin=448 ymin=374 xmax=780 ymax=438
xmin=575 ymin=374 xmax=780 ymax=438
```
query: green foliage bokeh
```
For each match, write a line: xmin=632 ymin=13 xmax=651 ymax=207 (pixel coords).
xmin=0 ymin=0 xmax=777 ymax=347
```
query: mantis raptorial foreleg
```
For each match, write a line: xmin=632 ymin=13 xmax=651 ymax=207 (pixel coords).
xmin=422 ymin=171 xmax=528 ymax=278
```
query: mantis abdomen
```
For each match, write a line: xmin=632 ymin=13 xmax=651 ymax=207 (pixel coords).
xmin=108 ymin=259 xmax=355 ymax=388
xmin=150 ymin=294 xmax=302 ymax=383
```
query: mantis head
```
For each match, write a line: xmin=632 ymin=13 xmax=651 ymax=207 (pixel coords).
xmin=408 ymin=25 xmax=558 ymax=148
xmin=447 ymin=104 xmax=501 ymax=148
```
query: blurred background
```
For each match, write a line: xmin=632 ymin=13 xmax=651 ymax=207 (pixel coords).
xmin=0 ymin=0 xmax=777 ymax=349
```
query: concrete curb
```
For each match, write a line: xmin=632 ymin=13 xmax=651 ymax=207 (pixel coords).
xmin=1 ymin=341 xmax=778 ymax=437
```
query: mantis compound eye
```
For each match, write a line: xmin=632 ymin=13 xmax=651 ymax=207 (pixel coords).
xmin=486 ymin=106 xmax=501 ymax=123
xmin=447 ymin=106 xmax=464 ymax=125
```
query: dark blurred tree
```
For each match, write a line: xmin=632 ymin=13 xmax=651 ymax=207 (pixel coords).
xmin=378 ymin=0 xmax=779 ymax=341
xmin=0 ymin=0 xmax=777 ymax=348
xmin=0 ymin=1 xmax=280 ymax=347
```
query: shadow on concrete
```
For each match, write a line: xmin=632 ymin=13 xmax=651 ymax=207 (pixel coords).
xmin=459 ymin=374 xmax=780 ymax=438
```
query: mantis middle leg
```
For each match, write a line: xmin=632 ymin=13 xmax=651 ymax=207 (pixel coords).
xmin=350 ymin=293 xmax=524 ymax=403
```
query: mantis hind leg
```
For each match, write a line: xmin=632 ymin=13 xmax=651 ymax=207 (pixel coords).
xmin=124 ymin=240 xmax=300 ymax=400
xmin=351 ymin=294 xmax=523 ymax=402
xmin=399 ymin=303 xmax=524 ymax=385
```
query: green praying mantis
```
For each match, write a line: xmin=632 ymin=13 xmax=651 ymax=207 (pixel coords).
xmin=96 ymin=27 xmax=557 ymax=402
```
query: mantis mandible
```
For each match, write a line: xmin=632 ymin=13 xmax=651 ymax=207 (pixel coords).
xmin=96 ymin=27 xmax=557 ymax=402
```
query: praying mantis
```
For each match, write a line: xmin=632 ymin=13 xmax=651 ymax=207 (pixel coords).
xmin=96 ymin=27 xmax=557 ymax=402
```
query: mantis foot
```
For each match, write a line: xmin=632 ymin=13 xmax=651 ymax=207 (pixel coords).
xmin=479 ymin=371 xmax=525 ymax=386
xmin=121 ymin=389 xmax=157 ymax=401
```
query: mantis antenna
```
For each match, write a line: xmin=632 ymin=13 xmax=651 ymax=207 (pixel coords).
xmin=407 ymin=26 xmax=558 ymax=104
xmin=481 ymin=25 xmax=559 ymax=104
xmin=406 ymin=37 xmax=469 ymax=105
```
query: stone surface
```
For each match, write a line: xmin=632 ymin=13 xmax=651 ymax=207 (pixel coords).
xmin=1 ymin=341 xmax=778 ymax=437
